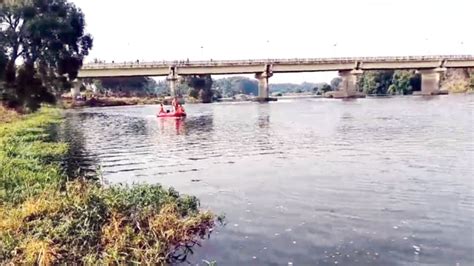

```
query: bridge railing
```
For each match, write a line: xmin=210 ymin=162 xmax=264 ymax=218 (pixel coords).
xmin=81 ymin=55 xmax=474 ymax=69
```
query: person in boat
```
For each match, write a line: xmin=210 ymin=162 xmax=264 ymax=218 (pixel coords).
xmin=171 ymin=97 xmax=178 ymax=112
xmin=159 ymin=103 xmax=165 ymax=114
xmin=176 ymin=104 xmax=185 ymax=114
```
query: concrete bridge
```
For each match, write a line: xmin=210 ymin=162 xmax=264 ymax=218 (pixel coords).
xmin=76 ymin=55 xmax=474 ymax=99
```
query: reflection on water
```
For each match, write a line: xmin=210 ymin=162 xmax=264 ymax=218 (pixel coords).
xmin=64 ymin=96 xmax=474 ymax=265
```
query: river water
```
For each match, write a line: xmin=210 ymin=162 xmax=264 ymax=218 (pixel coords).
xmin=63 ymin=95 xmax=473 ymax=265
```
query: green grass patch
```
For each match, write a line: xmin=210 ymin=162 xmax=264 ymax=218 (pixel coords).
xmin=0 ymin=108 xmax=216 ymax=264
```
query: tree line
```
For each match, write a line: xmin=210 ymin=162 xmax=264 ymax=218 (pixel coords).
xmin=89 ymin=76 xmax=343 ymax=101
xmin=85 ymin=69 xmax=473 ymax=102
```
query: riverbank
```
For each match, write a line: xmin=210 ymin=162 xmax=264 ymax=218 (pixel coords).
xmin=0 ymin=107 xmax=215 ymax=264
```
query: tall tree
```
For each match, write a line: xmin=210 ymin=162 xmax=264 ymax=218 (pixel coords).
xmin=0 ymin=0 xmax=93 ymax=111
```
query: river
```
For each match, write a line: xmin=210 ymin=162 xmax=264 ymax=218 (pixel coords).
xmin=62 ymin=95 xmax=473 ymax=265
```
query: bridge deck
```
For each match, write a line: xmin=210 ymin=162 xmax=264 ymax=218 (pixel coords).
xmin=78 ymin=55 xmax=474 ymax=78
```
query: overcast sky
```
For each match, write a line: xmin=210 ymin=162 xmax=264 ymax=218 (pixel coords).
xmin=71 ymin=0 xmax=473 ymax=83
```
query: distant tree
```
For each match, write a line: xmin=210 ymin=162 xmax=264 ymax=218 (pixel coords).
xmin=270 ymin=82 xmax=326 ymax=94
xmin=212 ymin=88 xmax=222 ymax=100
xmin=1 ymin=0 xmax=93 ymax=111
xmin=390 ymin=70 xmax=413 ymax=95
xmin=358 ymin=70 xmax=394 ymax=95
xmin=212 ymin=76 xmax=258 ymax=97
xmin=187 ymin=75 xmax=213 ymax=103
xmin=188 ymin=86 xmax=199 ymax=99
xmin=239 ymin=79 xmax=258 ymax=95
xmin=92 ymin=79 xmax=103 ymax=93
xmin=409 ymin=73 xmax=421 ymax=92
xmin=330 ymin=77 xmax=342 ymax=90
xmin=99 ymin=77 xmax=156 ymax=96
xmin=320 ymin=83 xmax=332 ymax=93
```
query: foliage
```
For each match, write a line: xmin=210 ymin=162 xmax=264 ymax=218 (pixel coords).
xmin=271 ymin=81 xmax=327 ymax=94
xmin=358 ymin=70 xmax=394 ymax=95
xmin=96 ymin=75 xmax=335 ymax=102
xmin=0 ymin=0 xmax=93 ymax=111
xmin=213 ymin=76 xmax=328 ymax=97
xmin=96 ymin=77 xmax=158 ymax=96
xmin=330 ymin=77 xmax=342 ymax=90
xmin=321 ymin=83 xmax=332 ymax=93
xmin=0 ymin=108 xmax=216 ymax=264
xmin=358 ymin=70 xmax=420 ymax=95
xmin=186 ymin=75 xmax=213 ymax=103
xmin=389 ymin=70 xmax=414 ymax=95
xmin=213 ymin=76 xmax=258 ymax=97
xmin=441 ymin=68 xmax=472 ymax=93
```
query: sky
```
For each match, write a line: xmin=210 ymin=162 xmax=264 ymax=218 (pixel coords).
xmin=71 ymin=0 xmax=473 ymax=83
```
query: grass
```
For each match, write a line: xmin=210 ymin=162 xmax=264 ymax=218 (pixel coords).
xmin=0 ymin=107 xmax=216 ymax=264
xmin=0 ymin=106 xmax=21 ymax=123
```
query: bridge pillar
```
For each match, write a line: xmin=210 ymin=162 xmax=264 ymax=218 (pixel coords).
xmin=334 ymin=69 xmax=364 ymax=98
xmin=167 ymin=71 xmax=179 ymax=97
xmin=418 ymin=68 xmax=446 ymax=95
xmin=255 ymin=65 xmax=274 ymax=102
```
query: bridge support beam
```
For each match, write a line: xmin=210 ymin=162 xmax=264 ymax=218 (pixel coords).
xmin=326 ymin=70 xmax=364 ymax=98
xmin=167 ymin=74 xmax=179 ymax=97
xmin=255 ymin=65 xmax=274 ymax=102
xmin=418 ymin=68 xmax=446 ymax=95
xmin=167 ymin=66 xmax=182 ymax=98
xmin=339 ymin=69 xmax=363 ymax=97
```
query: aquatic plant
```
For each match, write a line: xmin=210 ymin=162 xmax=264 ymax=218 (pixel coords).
xmin=0 ymin=107 xmax=215 ymax=264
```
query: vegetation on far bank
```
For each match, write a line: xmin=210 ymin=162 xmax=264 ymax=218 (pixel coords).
xmin=0 ymin=108 xmax=216 ymax=264
xmin=358 ymin=68 xmax=473 ymax=95
xmin=81 ymin=68 xmax=473 ymax=106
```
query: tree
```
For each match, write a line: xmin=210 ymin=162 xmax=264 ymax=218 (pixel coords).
xmin=409 ymin=73 xmax=421 ymax=92
xmin=212 ymin=76 xmax=259 ymax=97
xmin=390 ymin=70 xmax=413 ymax=95
xmin=330 ymin=77 xmax=342 ymax=90
xmin=358 ymin=70 xmax=394 ymax=95
xmin=186 ymin=75 xmax=213 ymax=103
xmin=1 ymin=0 xmax=93 ymax=111
xmin=320 ymin=83 xmax=332 ymax=93
xmin=98 ymin=77 xmax=157 ymax=96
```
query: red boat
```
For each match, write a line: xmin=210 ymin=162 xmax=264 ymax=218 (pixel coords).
xmin=157 ymin=111 xmax=186 ymax=118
